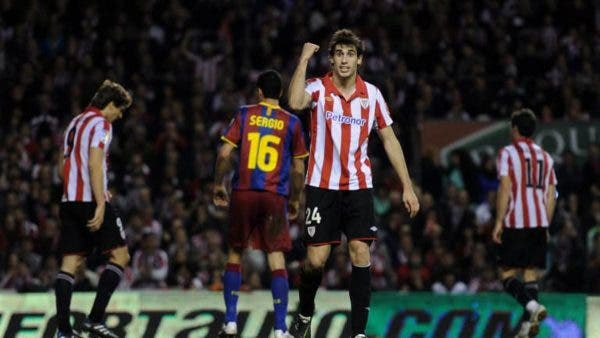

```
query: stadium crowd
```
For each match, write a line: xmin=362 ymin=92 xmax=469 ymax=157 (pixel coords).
xmin=0 ymin=0 xmax=598 ymax=295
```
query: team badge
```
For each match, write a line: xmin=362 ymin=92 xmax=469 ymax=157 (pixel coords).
xmin=307 ymin=226 xmax=316 ymax=237
xmin=360 ymin=98 xmax=369 ymax=109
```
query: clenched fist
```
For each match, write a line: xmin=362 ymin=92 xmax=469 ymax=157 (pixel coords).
xmin=300 ymin=42 xmax=320 ymax=62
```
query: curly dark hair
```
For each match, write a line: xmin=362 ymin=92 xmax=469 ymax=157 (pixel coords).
xmin=328 ymin=29 xmax=364 ymax=56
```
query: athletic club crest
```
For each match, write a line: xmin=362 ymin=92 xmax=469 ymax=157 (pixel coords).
xmin=360 ymin=98 xmax=369 ymax=109
xmin=307 ymin=226 xmax=316 ymax=237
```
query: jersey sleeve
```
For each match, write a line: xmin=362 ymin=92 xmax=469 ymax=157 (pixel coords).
xmin=545 ymin=153 xmax=557 ymax=186
xmin=305 ymin=78 xmax=321 ymax=108
xmin=497 ymin=147 xmax=510 ymax=178
xmin=374 ymin=89 xmax=394 ymax=130
xmin=89 ymin=120 xmax=111 ymax=149
xmin=221 ymin=111 xmax=242 ymax=147
xmin=291 ymin=117 xmax=309 ymax=159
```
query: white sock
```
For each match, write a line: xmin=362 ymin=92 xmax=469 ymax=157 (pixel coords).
xmin=223 ymin=322 xmax=237 ymax=334
xmin=526 ymin=300 xmax=540 ymax=313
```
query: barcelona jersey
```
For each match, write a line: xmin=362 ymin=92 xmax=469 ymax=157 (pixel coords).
xmin=221 ymin=102 xmax=308 ymax=197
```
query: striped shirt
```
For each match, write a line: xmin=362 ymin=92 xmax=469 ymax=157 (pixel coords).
xmin=221 ymin=102 xmax=309 ymax=197
xmin=304 ymin=73 xmax=393 ymax=190
xmin=62 ymin=107 xmax=112 ymax=202
xmin=497 ymin=138 xmax=557 ymax=229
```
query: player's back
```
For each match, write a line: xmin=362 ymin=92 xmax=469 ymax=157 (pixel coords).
xmin=62 ymin=107 xmax=112 ymax=202
xmin=222 ymin=102 xmax=306 ymax=197
xmin=498 ymin=138 xmax=557 ymax=228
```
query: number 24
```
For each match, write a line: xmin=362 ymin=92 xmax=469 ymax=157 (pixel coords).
xmin=305 ymin=207 xmax=322 ymax=225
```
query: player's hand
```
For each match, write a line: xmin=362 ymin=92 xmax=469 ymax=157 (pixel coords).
xmin=300 ymin=42 xmax=320 ymax=62
xmin=87 ymin=204 xmax=105 ymax=232
xmin=213 ymin=185 xmax=229 ymax=207
xmin=288 ymin=200 xmax=300 ymax=221
xmin=492 ymin=221 xmax=503 ymax=244
xmin=403 ymin=188 xmax=420 ymax=218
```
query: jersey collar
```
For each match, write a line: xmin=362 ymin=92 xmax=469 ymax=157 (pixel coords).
xmin=259 ymin=101 xmax=281 ymax=110
xmin=513 ymin=137 xmax=533 ymax=145
xmin=86 ymin=106 xmax=105 ymax=118
xmin=322 ymin=72 xmax=368 ymax=102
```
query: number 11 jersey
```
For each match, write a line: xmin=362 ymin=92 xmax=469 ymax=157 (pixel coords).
xmin=221 ymin=101 xmax=308 ymax=197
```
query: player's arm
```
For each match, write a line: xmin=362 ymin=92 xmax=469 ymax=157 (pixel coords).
xmin=57 ymin=149 xmax=64 ymax=181
xmin=377 ymin=126 xmax=419 ymax=217
xmin=87 ymin=147 xmax=106 ymax=231
xmin=545 ymin=184 xmax=557 ymax=222
xmin=288 ymin=43 xmax=320 ymax=110
xmin=213 ymin=141 xmax=235 ymax=207
xmin=288 ymin=157 xmax=306 ymax=220
xmin=493 ymin=175 xmax=511 ymax=244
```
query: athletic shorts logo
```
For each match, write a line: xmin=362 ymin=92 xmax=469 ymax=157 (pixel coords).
xmin=370 ymin=226 xmax=378 ymax=232
xmin=307 ymin=226 xmax=316 ymax=237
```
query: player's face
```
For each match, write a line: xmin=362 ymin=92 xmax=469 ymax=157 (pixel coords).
xmin=106 ymin=102 xmax=124 ymax=122
xmin=330 ymin=44 xmax=362 ymax=79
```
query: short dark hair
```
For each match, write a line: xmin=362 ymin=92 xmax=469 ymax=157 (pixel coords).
xmin=328 ymin=29 xmax=364 ymax=56
xmin=257 ymin=70 xmax=282 ymax=99
xmin=511 ymin=108 xmax=537 ymax=137
xmin=89 ymin=81 xmax=131 ymax=110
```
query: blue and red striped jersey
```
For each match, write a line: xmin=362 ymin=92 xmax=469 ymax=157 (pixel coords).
xmin=221 ymin=102 xmax=308 ymax=197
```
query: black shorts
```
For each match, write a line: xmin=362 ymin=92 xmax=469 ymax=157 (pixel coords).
xmin=498 ymin=227 xmax=548 ymax=269
xmin=303 ymin=186 xmax=376 ymax=246
xmin=58 ymin=202 xmax=127 ymax=256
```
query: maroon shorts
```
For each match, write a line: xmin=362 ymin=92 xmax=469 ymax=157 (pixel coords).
xmin=228 ymin=190 xmax=291 ymax=252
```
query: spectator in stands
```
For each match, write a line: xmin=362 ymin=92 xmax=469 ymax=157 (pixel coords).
xmin=131 ymin=231 xmax=169 ymax=289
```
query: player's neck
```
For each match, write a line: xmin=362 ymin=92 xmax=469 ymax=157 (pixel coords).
xmin=512 ymin=135 xmax=532 ymax=143
xmin=332 ymin=73 xmax=356 ymax=97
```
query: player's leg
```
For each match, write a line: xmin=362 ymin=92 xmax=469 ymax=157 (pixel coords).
xmin=267 ymin=251 xmax=290 ymax=336
xmin=348 ymin=240 xmax=372 ymax=338
xmin=83 ymin=204 xmax=128 ymax=338
xmin=521 ymin=229 xmax=549 ymax=336
xmin=56 ymin=254 xmax=86 ymax=336
xmin=501 ymin=268 xmax=538 ymax=337
xmin=290 ymin=244 xmax=331 ymax=338
xmin=343 ymin=189 xmax=377 ymax=338
xmin=221 ymin=248 xmax=243 ymax=337
xmin=291 ymin=187 xmax=340 ymax=338
xmin=259 ymin=192 xmax=293 ymax=337
xmin=523 ymin=268 xmax=540 ymax=301
xmin=87 ymin=246 xmax=129 ymax=323
xmin=56 ymin=202 xmax=93 ymax=337
xmin=219 ymin=190 xmax=255 ymax=337
xmin=501 ymin=268 xmax=532 ymax=307
xmin=520 ymin=268 xmax=546 ymax=336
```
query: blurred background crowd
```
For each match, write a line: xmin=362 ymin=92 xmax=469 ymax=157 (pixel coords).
xmin=0 ymin=0 xmax=599 ymax=294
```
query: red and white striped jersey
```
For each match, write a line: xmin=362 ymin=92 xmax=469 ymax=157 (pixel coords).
xmin=497 ymin=138 xmax=557 ymax=229
xmin=304 ymin=73 xmax=393 ymax=190
xmin=62 ymin=107 xmax=112 ymax=202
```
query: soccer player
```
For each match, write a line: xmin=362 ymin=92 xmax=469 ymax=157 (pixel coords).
xmin=493 ymin=108 xmax=557 ymax=337
xmin=55 ymin=80 xmax=132 ymax=338
xmin=287 ymin=29 xmax=419 ymax=338
xmin=213 ymin=70 xmax=308 ymax=338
